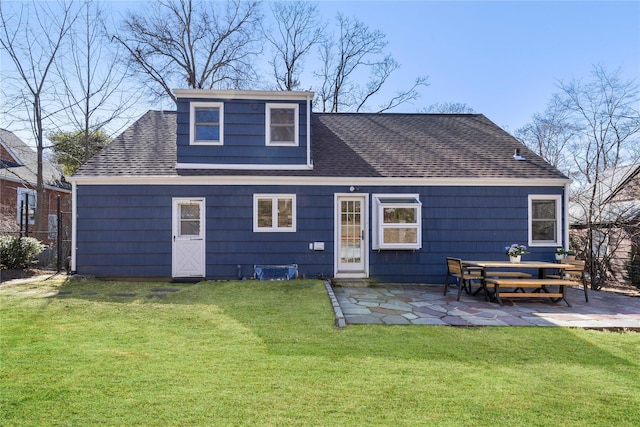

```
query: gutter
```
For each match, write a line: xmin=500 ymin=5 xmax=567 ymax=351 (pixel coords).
xmin=307 ymin=95 xmax=313 ymax=169
xmin=564 ymin=182 xmax=570 ymax=251
xmin=70 ymin=181 xmax=77 ymax=273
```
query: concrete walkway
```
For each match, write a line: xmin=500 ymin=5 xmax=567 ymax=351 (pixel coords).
xmin=330 ymin=284 xmax=640 ymax=329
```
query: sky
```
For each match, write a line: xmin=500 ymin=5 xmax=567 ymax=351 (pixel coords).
xmin=1 ymin=0 xmax=639 ymax=142
xmin=308 ymin=0 xmax=640 ymax=131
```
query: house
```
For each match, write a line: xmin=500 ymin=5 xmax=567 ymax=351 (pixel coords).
xmin=1 ymin=128 xmax=71 ymax=245
xmin=70 ymin=90 xmax=571 ymax=283
xmin=569 ymin=164 xmax=640 ymax=286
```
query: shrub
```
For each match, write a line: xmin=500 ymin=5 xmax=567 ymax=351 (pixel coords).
xmin=626 ymin=243 xmax=640 ymax=290
xmin=0 ymin=236 xmax=45 ymax=269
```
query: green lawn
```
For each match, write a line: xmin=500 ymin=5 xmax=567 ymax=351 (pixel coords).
xmin=1 ymin=277 xmax=639 ymax=426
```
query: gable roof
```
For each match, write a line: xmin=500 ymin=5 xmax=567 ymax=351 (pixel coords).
xmin=73 ymin=110 xmax=569 ymax=182
xmin=602 ymin=164 xmax=640 ymax=204
xmin=570 ymin=163 xmax=640 ymax=225
xmin=0 ymin=128 xmax=71 ymax=191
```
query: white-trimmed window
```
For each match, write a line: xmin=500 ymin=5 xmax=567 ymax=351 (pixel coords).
xmin=16 ymin=188 xmax=36 ymax=225
xmin=190 ymin=102 xmax=224 ymax=145
xmin=266 ymin=103 xmax=298 ymax=146
xmin=372 ymin=194 xmax=422 ymax=250
xmin=528 ymin=195 xmax=562 ymax=246
xmin=253 ymin=194 xmax=296 ymax=232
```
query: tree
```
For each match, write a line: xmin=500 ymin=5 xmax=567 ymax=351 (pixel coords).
xmin=114 ymin=0 xmax=263 ymax=103
xmin=49 ymin=129 xmax=112 ymax=175
xmin=265 ymin=1 xmax=324 ymax=91
xmin=520 ymin=65 xmax=640 ymax=290
xmin=0 ymin=0 xmax=78 ymax=237
xmin=316 ymin=13 xmax=428 ymax=113
xmin=564 ymin=66 xmax=640 ymax=290
xmin=422 ymin=102 xmax=475 ymax=114
xmin=55 ymin=0 xmax=139 ymax=164
xmin=514 ymin=94 xmax=578 ymax=171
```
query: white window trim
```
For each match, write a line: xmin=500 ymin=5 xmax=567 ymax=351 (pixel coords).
xmin=528 ymin=194 xmax=562 ymax=247
xmin=190 ymin=101 xmax=224 ymax=145
xmin=265 ymin=103 xmax=299 ymax=146
xmin=253 ymin=194 xmax=297 ymax=232
xmin=16 ymin=187 xmax=36 ymax=225
xmin=372 ymin=194 xmax=422 ymax=250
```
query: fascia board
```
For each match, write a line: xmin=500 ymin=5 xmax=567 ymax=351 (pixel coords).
xmin=0 ymin=175 xmax=72 ymax=193
xmin=0 ymin=140 xmax=23 ymax=165
xmin=69 ymin=175 xmax=571 ymax=187
xmin=172 ymin=89 xmax=315 ymax=101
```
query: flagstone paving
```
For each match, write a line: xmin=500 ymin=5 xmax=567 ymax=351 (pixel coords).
xmin=329 ymin=284 xmax=640 ymax=329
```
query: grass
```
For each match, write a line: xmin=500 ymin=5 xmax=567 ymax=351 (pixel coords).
xmin=1 ymin=277 xmax=639 ymax=426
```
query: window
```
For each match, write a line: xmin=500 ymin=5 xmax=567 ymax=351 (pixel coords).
xmin=16 ymin=188 xmax=36 ymax=225
xmin=190 ymin=102 xmax=224 ymax=145
xmin=254 ymin=195 xmax=296 ymax=232
xmin=266 ymin=103 xmax=298 ymax=146
xmin=372 ymin=194 xmax=422 ymax=250
xmin=528 ymin=195 xmax=562 ymax=246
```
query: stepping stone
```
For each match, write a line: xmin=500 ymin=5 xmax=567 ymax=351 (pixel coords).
xmin=151 ymin=288 xmax=180 ymax=293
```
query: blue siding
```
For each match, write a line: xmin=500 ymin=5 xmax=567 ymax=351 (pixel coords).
xmin=75 ymin=184 xmax=566 ymax=283
xmin=176 ymin=97 xmax=310 ymax=166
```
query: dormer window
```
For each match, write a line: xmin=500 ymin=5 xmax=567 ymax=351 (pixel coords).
xmin=266 ymin=103 xmax=298 ymax=146
xmin=190 ymin=102 xmax=224 ymax=145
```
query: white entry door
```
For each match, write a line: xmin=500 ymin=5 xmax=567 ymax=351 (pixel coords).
xmin=335 ymin=195 xmax=368 ymax=278
xmin=172 ymin=198 xmax=205 ymax=278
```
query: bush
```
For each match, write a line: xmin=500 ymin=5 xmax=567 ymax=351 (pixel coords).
xmin=626 ymin=243 xmax=640 ymax=290
xmin=0 ymin=236 xmax=45 ymax=269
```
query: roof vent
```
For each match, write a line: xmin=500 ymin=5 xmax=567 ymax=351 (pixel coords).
xmin=513 ymin=148 xmax=526 ymax=161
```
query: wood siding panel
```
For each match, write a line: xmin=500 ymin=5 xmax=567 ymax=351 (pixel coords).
xmin=175 ymin=97 xmax=310 ymax=166
xmin=75 ymin=184 xmax=565 ymax=283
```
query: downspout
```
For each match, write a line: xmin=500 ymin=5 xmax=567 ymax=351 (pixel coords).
xmin=564 ymin=182 xmax=570 ymax=251
xmin=306 ymin=95 xmax=312 ymax=169
xmin=71 ymin=181 xmax=77 ymax=273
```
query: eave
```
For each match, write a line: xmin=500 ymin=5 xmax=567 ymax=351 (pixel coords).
xmin=69 ymin=175 xmax=571 ymax=187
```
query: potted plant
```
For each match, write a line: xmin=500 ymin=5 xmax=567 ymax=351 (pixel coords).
xmin=555 ymin=247 xmax=567 ymax=261
xmin=504 ymin=244 xmax=529 ymax=263
xmin=566 ymin=249 xmax=576 ymax=261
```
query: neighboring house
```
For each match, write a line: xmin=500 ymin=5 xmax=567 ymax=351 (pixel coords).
xmin=569 ymin=164 xmax=640 ymax=285
xmin=1 ymin=129 xmax=71 ymax=245
xmin=70 ymin=90 xmax=571 ymax=282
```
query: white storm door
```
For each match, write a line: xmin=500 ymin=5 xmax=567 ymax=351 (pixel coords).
xmin=335 ymin=195 xmax=368 ymax=278
xmin=172 ymin=198 xmax=205 ymax=278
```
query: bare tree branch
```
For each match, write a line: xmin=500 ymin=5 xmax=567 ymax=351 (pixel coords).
xmin=0 ymin=0 xmax=78 ymax=236
xmin=265 ymin=1 xmax=324 ymax=91
xmin=316 ymin=13 xmax=428 ymax=113
xmin=54 ymin=0 xmax=141 ymax=164
xmin=421 ymin=102 xmax=475 ymax=114
xmin=112 ymin=0 xmax=263 ymax=103
xmin=521 ymin=65 xmax=640 ymax=290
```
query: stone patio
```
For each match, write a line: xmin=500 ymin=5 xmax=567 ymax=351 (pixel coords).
xmin=328 ymin=283 xmax=640 ymax=329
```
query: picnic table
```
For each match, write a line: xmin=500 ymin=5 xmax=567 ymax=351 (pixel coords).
xmin=462 ymin=260 xmax=579 ymax=306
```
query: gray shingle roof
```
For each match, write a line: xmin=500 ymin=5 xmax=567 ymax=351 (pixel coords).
xmin=0 ymin=128 xmax=70 ymax=190
xmin=74 ymin=111 xmax=177 ymax=177
xmin=73 ymin=110 xmax=568 ymax=180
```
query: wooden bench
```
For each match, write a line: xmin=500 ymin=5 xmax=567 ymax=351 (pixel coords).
xmin=468 ymin=271 xmax=532 ymax=297
xmin=484 ymin=278 xmax=580 ymax=306
xmin=485 ymin=271 xmax=532 ymax=278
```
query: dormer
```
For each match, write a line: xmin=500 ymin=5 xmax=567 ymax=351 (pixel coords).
xmin=174 ymin=90 xmax=314 ymax=170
